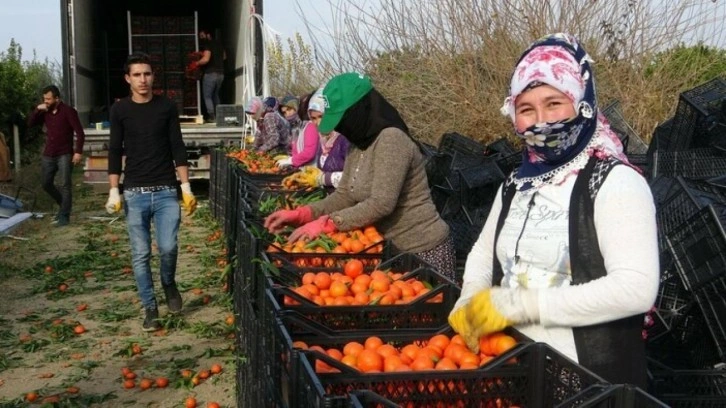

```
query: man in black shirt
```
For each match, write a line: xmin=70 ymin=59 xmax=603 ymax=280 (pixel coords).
xmin=105 ymin=53 xmax=197 ymax=331
xmin=197 ymin=29 xmax=225 ymax=123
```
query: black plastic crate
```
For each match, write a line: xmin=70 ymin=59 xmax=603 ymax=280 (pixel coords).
xmin=263 ymin=266 xmax=459 ymax=333
xmin=438 ymin=132 xmax=488 ymax=158
xmin=161 ymin=16 xmax=180 ymax=34
xmin=655 ymin=176 xmax=726 ymax=252
xmin=647 ymin=262 xmax=694 ymax=342
xmin=557 ymin=384 xmax=668 ymax=408
xmin=651 ymin=148 xmax=726 ymax=180
xmin=130 ymin=15 xmax=146 ymax=34
xmin=602 ymin=100 xmax=650 ymax=155
xmin=648 ymin=359 xmax=726 ymax=408
xmin=180 ymin=16 xmax=195 ymax=34
xmin=647 ymin=119 xmax=675 ymax=165
xmin=424 ymin=151 xmax=454 ymax=190
xmin=348 ymin=390 xmax=400 ymax=408
xmin=646 ymin=274 xmax=726 ymax=369
xmin=243 ymin=182 xmax=325 ymax=216
xmin=216 ymin=104 xmax=246 ymax=127
xmin=236 ymin=301 xmax=265 ymax=407
xmin=442 ymin=203 xmax=490 ymax=259
xmin=292 ymin=340 xmax=607 ymax=408
xmin=649 ymin=175 xmax=680 ymax=207
xmin=667 ymin=203 xmax=726 ymax=291
xmin=485 ymin=137 xmax=520 ymax=156
xmin=669 ymin=77 xmax=726 ymax=150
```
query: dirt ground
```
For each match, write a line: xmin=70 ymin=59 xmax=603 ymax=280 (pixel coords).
xmin=0 ymin=167 xmax=236 ymax=408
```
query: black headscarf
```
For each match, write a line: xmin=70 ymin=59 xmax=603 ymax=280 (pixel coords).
xmin=334 ymin=89 xmax=410 ymax=150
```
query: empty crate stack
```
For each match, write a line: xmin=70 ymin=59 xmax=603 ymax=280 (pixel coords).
xmin=128 ymin=13 xmax=200 ymax=119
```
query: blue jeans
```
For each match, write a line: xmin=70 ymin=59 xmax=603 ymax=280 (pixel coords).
xmin=41 ymin=154 xmax=72 ymax=217
xmin=123 ymin=188 xmax=180 ymax=310
xmin=202 ymin=72 xmax=224 ymax=118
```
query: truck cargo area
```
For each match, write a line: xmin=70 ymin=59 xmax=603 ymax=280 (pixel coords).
xmin=61 ymin=0 xmax=261 ymax=185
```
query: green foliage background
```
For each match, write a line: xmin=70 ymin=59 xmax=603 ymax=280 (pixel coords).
xmin=0 ymin=39 xmax=62 ymax=160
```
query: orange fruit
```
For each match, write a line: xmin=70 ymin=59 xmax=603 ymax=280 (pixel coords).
xmin=207 ymin=403 xmax=220 ymax=408
xmin=364 ymin=336 xmax=384 ymax=351
xmin=198 ymin=370 xmax=210 ymax=379
xmin=410 ymin=355 xmax=435 ymax=371
xmin=343 ymin=341 xmax=365 ymax=357
xmin=383 ymin=355 xmax=405 ymax=372
xmin=313 ymin=272 xmax=332 ymax=290
xmin=493 ymin=335 xmax=518 ymax=356
xmin=328 ymin=281 xmax=348 ymax=298
xmin=25 ymin=392 xmax=39 ymax=402
xmin=185 ymin=397 xmax=197 ymax=408
xmin=429 ymin=334 xmax=451 ymax=351
xmin=139 ymin=378 xmax=153 ymax=390
xmin=123 ymin=379 xmax=135 ymax=389
xmin=155 ymin=377 xmax=169 ymax=388
xmin=443 ymin=344 xmax=468 ymax=364
xmin=356 ymin=349 xmax=384 ymax=372
xmin=401 ymin=344 xmax=421 ymax=362
xmin=459 ymin=351 xmax=481 ymax=367
xmin=326 ymin=348 xmax=344 ymax=361
xmin=74 ymin=324 xmax=86 ymax=334
xmin=435 ymin=357 xmax=458 ymax=370
xmin=344 ymin=259 xmax=364 ymax=279
xmin=210 ymin=363 xmax=223 ymax=374
xmin=376 ymin=344 xmax=398 ymax=359
xmin=302 ymin=272 xmax=316 ymax=285
xmin=369 ymin=278 xmax=390 ymax=293
xmin=341 ymin=354 xmax=357 ymax=368
xmin=124 ymin=372 xmax=137 ymax=380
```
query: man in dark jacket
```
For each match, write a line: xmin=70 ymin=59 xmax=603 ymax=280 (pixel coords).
xmin=27 ymin=85 xmax=85 ymax=226
xmin=196 ymin=29 xmax=225 ymax=123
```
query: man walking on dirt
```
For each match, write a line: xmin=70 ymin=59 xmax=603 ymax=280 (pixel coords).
xmin=27 ymin=85 xmax=85 ymax=226
xmin=104 ymin=52 xmax=197 ymax=331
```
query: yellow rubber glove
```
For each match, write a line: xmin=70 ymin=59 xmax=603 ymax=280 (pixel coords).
xmin=297 ymin=166 xmax=323 ymax=188
xmin=465 ymin=287 xmax=540 ymax=339
xmin=282 ymin=171 xmax=302 ymax=188
xmin=273 ymin=154 xmax=290 ymax=161
xmin=105 ymin=187 xmax=122 ymax=214
xmin=448 ymin=306 xmax=481 ymax=354
xmin=180 ymin=182 xmax=197 ymax=216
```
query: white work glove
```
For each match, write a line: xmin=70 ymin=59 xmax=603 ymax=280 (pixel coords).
xmin=105 ymin=187 xmax=122 ymax=214
xmin=180 ymin=182 xmax=197 ymax=216
xmin=276 ymin=157 xmax=293 ymax=168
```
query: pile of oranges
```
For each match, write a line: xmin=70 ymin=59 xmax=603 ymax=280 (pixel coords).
xmin=293 ymin=332 xmax=519 ymax=374
xmin=269 ymin=226 xmax=384 ymax=255
xmin=227 ymin=149 xmax=285 ymax=174
xmin=282 ymin=260 xmax=443 ymax=306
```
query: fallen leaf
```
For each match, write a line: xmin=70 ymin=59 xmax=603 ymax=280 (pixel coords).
xmin=38 ymin=373 xmax=54 ymax=378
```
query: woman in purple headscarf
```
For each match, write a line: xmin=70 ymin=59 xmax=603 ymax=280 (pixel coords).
xmin=449 ymin=33 xmax=659 ymax=387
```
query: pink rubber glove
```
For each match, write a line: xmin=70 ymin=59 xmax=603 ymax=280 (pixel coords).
xmin=264 ymin=206 xmax=314 ymax=234
xmin=288 ymin=216 xmax=337 ymax=243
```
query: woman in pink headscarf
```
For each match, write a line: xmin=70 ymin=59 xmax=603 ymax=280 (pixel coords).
xmin=449 ymin=33 xmax=659 ymax=388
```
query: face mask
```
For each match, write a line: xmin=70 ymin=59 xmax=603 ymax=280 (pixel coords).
xmin=517 ymin=114 xmax=592 ymax=164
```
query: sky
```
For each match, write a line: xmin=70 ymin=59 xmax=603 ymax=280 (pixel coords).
xmin=0 ymin=0 xmax=334 ymax=63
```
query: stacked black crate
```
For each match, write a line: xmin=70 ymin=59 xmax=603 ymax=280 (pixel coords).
xmin=644 ymin=78 xmax=726 ymax=375
xmin=649 ymin=78 xmax=726 ymax=180
xmin=602 ymin=100 xmax=650 ymax=172
xmin=425 ymin=133 xmax=518 ymax=268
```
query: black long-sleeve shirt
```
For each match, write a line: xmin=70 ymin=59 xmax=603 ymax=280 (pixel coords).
xmin=27 ymin=102 xmax=85 ymax=157
xmin=108 ymin=96 xmax=188 ymax=188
